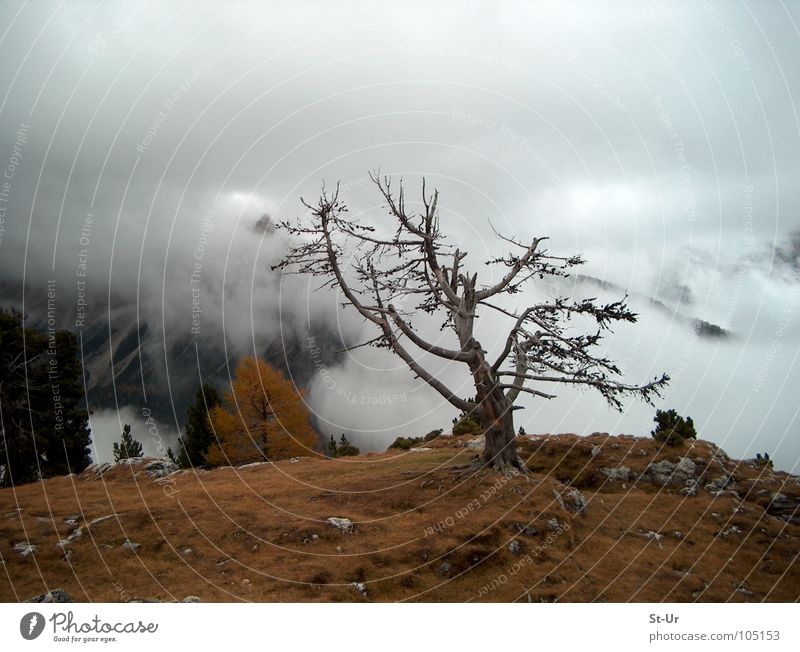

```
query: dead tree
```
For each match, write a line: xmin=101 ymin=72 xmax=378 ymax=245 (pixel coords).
xmin=273 ymin=174 xmax=669 ymax=473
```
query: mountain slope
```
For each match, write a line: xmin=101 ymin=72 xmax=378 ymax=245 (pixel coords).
xmin=1 ymin=433 xmax=798 ymax=602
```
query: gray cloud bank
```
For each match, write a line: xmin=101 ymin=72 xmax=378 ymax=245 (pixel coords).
xmin=0 ymin=0 xmax=798 ymax=469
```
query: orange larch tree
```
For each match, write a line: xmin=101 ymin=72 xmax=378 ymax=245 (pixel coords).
xmin=206 ymin=356 xmax=317 ymax=465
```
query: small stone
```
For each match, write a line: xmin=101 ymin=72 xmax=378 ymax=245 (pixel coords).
xmin=438 ymin=561 xmax=452 ymax=576
xmin=508 ymin=540 xmax=521 ymax=554
xmin=182 ymin=547 xmax=192 ymax=555
xmin=327 ymin=517 xmax=354 ymax=532
xmin=336 ymin=546 xmax=343 ymax=554
xmin=121 ymin=540 xmax=140 ymax=552
xmin=644 ymin=531 xmax=663 ymax=548
xmin=721 ymin=525 xmax=742 ymax=537
xmin=13 ymin=542 xmax=36 ymax=557
xmin=351 ymin=582 xmax=367 ymax=596
xmin=182 ymin=595 xmax=201 ymax=603
xmin=546 ymin=518 xmax=560 ymax=532
xmin=311 ymin=534 xmax=319 ymax=540
xmin=591 ymin=445 xmax=601 ymax=457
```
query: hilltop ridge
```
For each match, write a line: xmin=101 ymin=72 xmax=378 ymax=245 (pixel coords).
xmin=1 ymin=433 xmax=798 ymax=602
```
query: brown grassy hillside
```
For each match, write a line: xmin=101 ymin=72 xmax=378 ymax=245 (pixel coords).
xmin=1 ymin=433 xmax=798 ymax=602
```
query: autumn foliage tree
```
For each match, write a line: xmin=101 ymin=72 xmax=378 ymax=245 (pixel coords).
xmin=205 ymin=356 xmax=317 ymax=465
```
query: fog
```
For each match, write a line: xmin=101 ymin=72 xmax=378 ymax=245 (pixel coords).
xmin=0 ymin=0 xmax=798 ymax=470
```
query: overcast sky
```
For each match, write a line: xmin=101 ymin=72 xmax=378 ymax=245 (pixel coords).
xmin=0 ymin=0 xmax=798 ymax=469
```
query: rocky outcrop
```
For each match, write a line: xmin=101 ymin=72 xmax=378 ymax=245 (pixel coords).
xmin=767 ymin=492 xmax=800 ymax=525
xmin=641 ymin=457 xmax=697 ymax=487
xmin=143 ymin=459 xmax=178 ymax=479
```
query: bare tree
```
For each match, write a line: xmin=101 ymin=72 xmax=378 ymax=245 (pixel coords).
xmin=274 ymin=174 xmax=668 ymax=473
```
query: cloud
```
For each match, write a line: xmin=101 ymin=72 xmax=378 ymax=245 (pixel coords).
xmin=0 ymin=0 xmax=798 ymax=470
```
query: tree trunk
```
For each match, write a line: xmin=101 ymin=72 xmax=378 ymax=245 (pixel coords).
xmin=479 ymin=391 xmax=525 ymax=474
xmin=468 ymin=343 xmax=525 ymax=474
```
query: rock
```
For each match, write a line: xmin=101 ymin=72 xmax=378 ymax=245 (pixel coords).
xmin=712 ymin=490 xmax=741 ymax=500
xmin=766 ymin=492 xmax=800 ymax=524
xmin=566 ymin=488 xmax=588 ymax=513
xmin=327 ymin=517 xmax=354 ymax=532
xmin=644 ymin=531 xmax=664 ymax=548
xmin=311 ymin=534 xmax=319 ymax=540
xmin=409 ymin=447 xmax=432 ymax=452
xmin=705 ymin=475 xmax=731 ymax=493
xmin=508 ymin=540 xmax=521 ymax=554
xmin=182 ymin=595 xmax=201 ymax=603
xmin=13 ymin=542 xmax=36 ymax=557
xmin=121 ymin=540 xmax=140 ymax=552
xmin=83 ymin=462 xmax=113 ymax=478
xmin=85 ymin=514 xmax=123 ymax=533
xmin=467 ymin=435 xmax=485 ymax=450
xmin=720 ymin=525 xmax=742 ymax=537
xmin=26 ymin=588 xmax=71 ymax=603
xmin=238 ymin=461 xmax=268 ymax=470
xmin=438 ymin=562 xmax=452 ymax=576
xmin=336 ymin=546 xmax=343 ymax=554
xmin=57 ymin=527 xmax=83 ymax=547
xmin=552 ymin=487 xmax=586 ymax=513
xmin=351 ymin=582 xmax=367 ymax=596
xmin=546 ymin=518 xmax=561 ymax=532
xmin=672 ymin=531 xmax=684 ymax=539
xmin=119 ymin=457 xmax=146 ymax=466
xmin=591 ymin=445 xmax=601 ymax=457
xmin=182 ymin=548 xmax=192 ymax=555
xmin=143 ymin=459 xmax=178 ymax=479
xmin=600 ymin=466 xmax=630 ymax=482
xmin=641 ymin=457 xmax=697 ymax=487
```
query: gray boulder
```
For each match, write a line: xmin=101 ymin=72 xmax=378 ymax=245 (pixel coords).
xmin=600 ymin=466 xmax=630 ymax=482
xmin=641 ymin=457 xmax=697 ymax=487
xmin=26 ymin=588 xmax=71 ymax=603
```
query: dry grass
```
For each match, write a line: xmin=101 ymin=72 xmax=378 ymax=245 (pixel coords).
xmin=1 ymin=434 xmax=798 ymax=602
